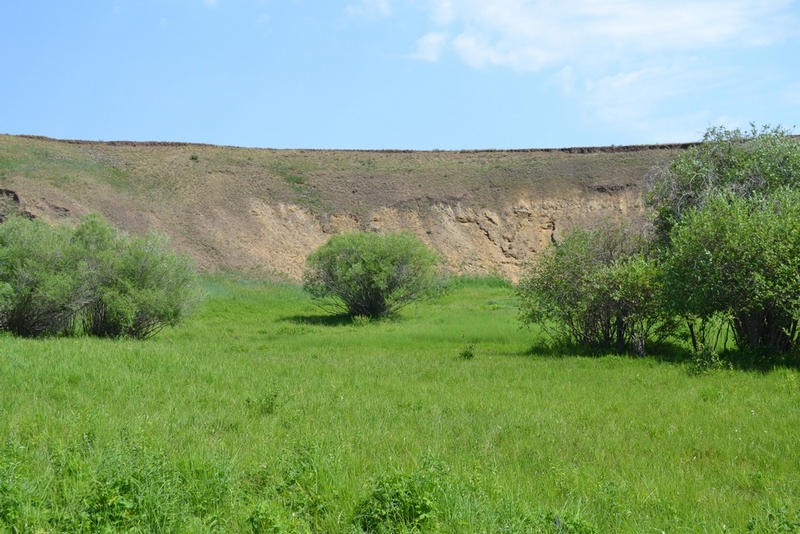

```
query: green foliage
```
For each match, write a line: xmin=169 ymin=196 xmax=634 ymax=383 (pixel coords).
xmin=517 ymin=223 xmax=675 ymax=355
xmin=0 ymin=217 xmax=89 ymax=336
xmin=74 ymin=446 xmax=186 ymax=532
xmin=646 ymin=125 xmax=800 ymax=359
xmin=248 ymin=500 xmax=311 ymax=534
xmin=0 ymin=214 xmax=199 ymax=338
xmin=522 ymin=512 xmax=598 ymax=533
xmin=79 ymin=217 xmax=200 ymax=339
xmin=648 ymin=124 xmax=800 ymax=243
xmin=304 ymin=231 xmax=440 ymax=318
xmin=747 ymin=506 xmax=800 ymax=533
xmin=686 ymin=346 xmax=731 ymax=376
xmin=0 ymin=453 xmax=22 ymax=529
xmin=459 ymin=344 xmax=475 ymax=360
xmin=663 ymin=189 xmax=800 ymax=354
xmin=353 ymin=463 xmax=443 ymax=533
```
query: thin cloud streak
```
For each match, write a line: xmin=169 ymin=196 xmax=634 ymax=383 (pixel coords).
xmin=346 ymin=0 xmax=392 ymax=19
xmin=418 ymin=0 xmax=795 ymax=71
xmin=410 ymin=32 xmax=448 ymax=61
xmin=410 ymin=0 xmax=798 ymax=141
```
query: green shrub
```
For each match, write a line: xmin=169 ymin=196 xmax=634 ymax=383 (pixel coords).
xmin=647 ymin=124 xmax=800 ymax=244
xmin=0 ymin=217 xmax=88 ymax=336
xmin=80 ymin=219 xmax=200 ymax=339
xmin=304 ymin=232 xmax=440 ymax=319
xmin=517 ymin=223 xmax=675 ymax=355
xmin=647 ymin=124 xmax=800 ymax=359
xmin=0 ymin=214 xmax=199 ymax=338
xmin=663 ymin=189 xmax=800 ymax=354
xmin=459 ymin=344 xmax=475 ymax=360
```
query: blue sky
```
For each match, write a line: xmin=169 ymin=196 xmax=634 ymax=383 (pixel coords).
xmin=2 ymin=1 xmax=798 ymax=149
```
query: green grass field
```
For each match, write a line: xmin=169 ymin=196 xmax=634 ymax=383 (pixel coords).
xmin=1 ymin=276 xmax=799 ymax=533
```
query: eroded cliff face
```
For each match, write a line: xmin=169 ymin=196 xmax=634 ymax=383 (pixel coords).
xmin=172 ymin=186 xmax=644 ymax=281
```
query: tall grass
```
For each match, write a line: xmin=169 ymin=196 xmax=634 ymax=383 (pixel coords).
xmin=1 ymin=276 xmax=799 ymax=532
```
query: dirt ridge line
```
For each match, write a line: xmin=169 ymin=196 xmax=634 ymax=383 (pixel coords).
xmin=12 ymin=134 xmax=698 ymax=154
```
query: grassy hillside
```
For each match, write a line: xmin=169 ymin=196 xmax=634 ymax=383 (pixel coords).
xmin=0 ymin=135 xmax=683 ymax=279
xmin=0 ymin=135 xmax=685 ymax=214
xmin=1 ymin=276 xmax=798 ymax=533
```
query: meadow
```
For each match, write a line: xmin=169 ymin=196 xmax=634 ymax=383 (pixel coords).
xmin=1 ymin=276 xmax=799 ymax=533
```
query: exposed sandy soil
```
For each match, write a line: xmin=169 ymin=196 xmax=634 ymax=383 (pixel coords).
xmin=0 ymin=135 xmax=687 ymax=281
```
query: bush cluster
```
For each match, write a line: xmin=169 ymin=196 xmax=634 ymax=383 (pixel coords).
xmin=663 ymin=189 xmax=800 ymax=353
xmin=0 ymin=214 xmax=199 ymax=338
xmin=517 ymin=223 xmax=676 ymax=355
xmin=647 ymin=124 xmax=800 ymax=244
xmin=297 ymin=125 xmax=800 ymax=365
xmin=518 ymin=125 xmax=800 ymax=363
xmin=304 ymin=231 xmax=440 ymax=319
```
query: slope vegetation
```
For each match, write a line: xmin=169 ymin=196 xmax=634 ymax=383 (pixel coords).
xmin=0 ymin=135 xmax=686 ymax=280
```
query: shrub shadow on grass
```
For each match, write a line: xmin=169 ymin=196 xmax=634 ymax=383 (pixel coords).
xmin=280 ymin=314 xmax=354 ymax=327
xmin=519 ymin=338 xmax=694 ymax=362
xmin=716 ymin=348 xmax=800 ymax=372
xmin=282 ymin=313 xmax=406 ymax=327
xmin=520 ymin=338 xmax=800 ymax=372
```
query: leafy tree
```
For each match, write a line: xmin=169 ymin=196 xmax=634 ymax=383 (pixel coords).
xmin=304 ymin=232 xmax=440 ymax=319
xmin=647 ymin=124 xmax=800 ymax=243
xmin=663 ymin=189 xmax=800 ymax=354
xmin=517 ymin=223 xmax=675 ymax=355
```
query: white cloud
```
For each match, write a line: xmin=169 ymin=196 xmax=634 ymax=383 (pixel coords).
xmin=579 ymin=63 xmax=736 ymax=140
xmin=346 ymin=0 xmax=392 ymax=19
xmin=412 ymin=0 xmax=797 ymax=138
xmin=419 ymin=0 xmax=795 ymax=71
xmin=452 ymin=31 xmax=562 ymax=71
xmin=410 ymin=32 xmax=448 ymax=61
xmin=584 ymin=67 xmax=682 ymax=125
xmin=431 ymin=0 xmax=455 ymax=25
